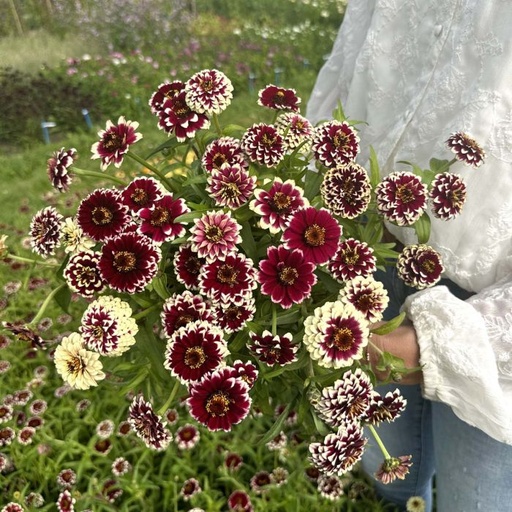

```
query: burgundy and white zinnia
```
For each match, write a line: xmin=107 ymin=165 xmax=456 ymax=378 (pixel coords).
xmin=396 ymin=244 xmax=444 ymax=289
xmin=91 ymin=116 xmax=142 ymax=170
xmin=185 ymin=68 xmax=234 ymax=115
xmin=187 ymin=366 xmax=251 ymax=432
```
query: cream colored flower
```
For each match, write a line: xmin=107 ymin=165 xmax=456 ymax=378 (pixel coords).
xmin=0 ymin=234 xmax=8 ymax=259
xmin=54 ymin=332 xmax=105 ymax=390
xmin=406 ymin=496 xmax=426 ymax=512
xmin=60 ymin=217 xmax=95 ymax=254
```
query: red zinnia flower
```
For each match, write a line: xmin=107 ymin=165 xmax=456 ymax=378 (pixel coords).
xmin=249 ymin=330 xmax=298 ymax=366
xmin=429 ymin=172 xmax=467 ymax=220
xmin=173 ymin=243 xmax=205 ymax=290
xmin=99 ymin=232 xmax=161 ymax=294
xmin=164 ymin=320 xmax=228 ymax=384
xmin=185 ymin=68 xmax=234 ymax=115
xmin=212 ymin=294 xmax=256 ymax=333
xmin=29 ymin=206 xmax=63 ymax=257
xmin=199 ymin=252 xmax=257 ymax=303
xmin=396 ymin=244 xmax=444 ymax=289
xmin=258 ymin=245 xmax=317 ymax=309
xmin=175 ymin=423 xmax=200 ymax=450
xmin=187 ymin=366 xmax=251 ymax=432
xmin=121 ymin=176 xmax=165 ymax=213
xmin=282 ymin=207 xmax=341 ymax=265
xmin=91 ymin=116 xmax=142 ymax=170
xmin=321 ymin=163 xmax=372 ymax=219
xmin=249 ymin=178 xmax=309 ymax=234
xmin=375 ymin=172 xmax=428 ymax=226
xmin=231 ymin=359 xmax=258 ymax=389
xmin=365 ymin=388 xmax=407 ymax=425
xmin=149 ymin=80 xmax=185 ymax=114
xmin=56 ymin=490 xmax=75 ymax=512
xmin=338 ymin=276 xmax=389 ymax=323
xmin=161 ymin=291 xmax=214 ymax=338
xmin=128 ymin=394 xmax=172 ymax=450
xmin=250 ymin=470 xmax=273 ymax=494
xmin=446 ymin=131 xmax=485 ymax=168
xmin=201 ymin=136 xmax=248 ymax=173
xmin=47 ymin=147 xmax=77 ymax=192
xmin=241 ymin=123 xmax=285 ymax=167
xmin=312 ymin=120 xmax=360 ymax=168
xmin=228 ymin=489 xmax=254 ymax=511
xmin=158 ymin=90 xmax=210 ymax=141
xmin=77 ymin=188 xmax=131 ymax=242
xmin=258 ymin=84 xmax=301 ymax=112
xmin=328 ymin=238 xmax=377 ymax=282
xmin=63 ymin=250 xmax=106 ymax=298
xmin=138 ymin=193 xmax=189 ymax=243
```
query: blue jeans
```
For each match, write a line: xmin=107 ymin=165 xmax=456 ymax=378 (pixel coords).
xmin=361 ymin=269 xmax=512 ymax=511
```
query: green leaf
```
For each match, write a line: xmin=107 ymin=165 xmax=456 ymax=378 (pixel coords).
xmin=413 ymin=212 xmax=431 ymax=244
xmin=54 ymin=285 xmax=72 ymax=313
xmin=258 ymin=402 xmax=292 ymax=445
xmin=303 ymin=168 xmax=323 ymax=199
xmin=371 ymin=312 xmax=406 ymax=335
xmin=151 ymin=275 xmax=168 ymax=300
xmin=429 ymin=157 xmax=451 ymax=173
xmin=369 ymin=146 xmax=381 ymax=189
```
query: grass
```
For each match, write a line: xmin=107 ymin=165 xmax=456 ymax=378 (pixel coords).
xmin=0 ymin=29 xmax=99 ymax=73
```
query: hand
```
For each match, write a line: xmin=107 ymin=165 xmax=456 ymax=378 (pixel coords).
xmin=368 ymin=320 xmax=423 ymax=385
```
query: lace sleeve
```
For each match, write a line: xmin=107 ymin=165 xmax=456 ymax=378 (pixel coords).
xmin=403 ymin=284 xmax=512 ymax=444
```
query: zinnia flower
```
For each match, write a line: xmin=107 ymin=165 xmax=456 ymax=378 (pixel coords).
xmin=29 ymin=206 xmax=63 ymax=257
xmin=250 ymin=470 xmax=273 ymax=494
xmin=396 ymin=244 xmax=444 ymax=289
xmin=312 ymin=120 xmax=360 ymax=168
xmin=317 ymin=475 xmax=344 ymax=501
xmin=99 ymin=232 xmax=161 ymax=294
xmin=187 ymin=366 xmax=251 ymax=432
xmin=303 ymin=301 xmax=370 ymax=368
xmin=258 ymin=245 xmax=317 ymax=309
xmin=206 ymin=164 xmax=256 ymax=209
xmin=375 ymin=455 xmax=413 ymax=484
xmin=212 ymin=294 xmax=256 ymax=333
xmin=158 ymin=90 xmax=210 ymax=141
xmin=190 ymin=210 xmax=242 ymax=261
xmin=338 ymin=276 xmax=389 ymax=323
xmin=173 ymin=243 xmax=205 ymax=290
xmin=314 ymin=368 xmax=373 ymax=428
xmin=321 ymin=163 xmax=372 ymax=218
xmin=111 ymin=457 xmax=132 ymax=476
xmin=241 ymin=123 xmax=285 ymax=167
xmin=185 ymin=68 xmax=233 ymax=115
xmin=228 ymin=490 xmax=254 ymax=512
xmin=164 ymin=320 xmax=228 ymax=384
xmin=56 ymin=490 xmax=75 ymax=512
xmin=258 ymin=84 xmax=300 ymax=112
xmin=91 ymin=116 xmax=142 ymax=170
xmin=199 ymin=252 xmax=257 ymax=303
xmin=375 ymin=171 xmax=428 ymax=226
xmin=365 ymin=388 xmax=407 ymax=425
xmin=445 ymin=131 xmax=485 ymax=167
xmin=275 ymin=112 xmax=314 ymax=153
xmin=282 ymin=207 xmax=341 ymax=265
xmin=160 ymin=290 xmax=214 ymax=338
xmin=201 ymin=136 xmax=248 ymax=172
xmin=249 ymin=178 xmax=309 ymax=233
xmin=328 ymin=238 xmax=377 ymax=282
xmin=138 ymin=193 xmax=189 ymax=243
xmin=175 ymin=423 xmax=200 ymax=449
xmin=429 ymin=172 xmax=467 ymax=220
xmin=149 ymin=80 xmax=185 ymax=114
xmin=63 ymin=250 xmax=106 ymax=298
xmin=128 ymin=394 xmax=172 ymax=450
xmin=309 ymin=421 xmax=367 ymax=475
xmin=77 ymin=188 xmax=130 ymax=242
xmin=80 ymin=296 xmax=138 ymax=356
xmin=54 ymin=332 xmax=105 ymax=390
xmin=60 ymin=217 xmax=95 ymax=254
xmin=121 ymin=176 xmax=165 ymax=213
xmin=248 ymin=330 xmax=299 ymax=366
xmin=180 ymin=478 xmax=202 ymax=500
xmin=47 ymin=147 xmax=77 ymax=192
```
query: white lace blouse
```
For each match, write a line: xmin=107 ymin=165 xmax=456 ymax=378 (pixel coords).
xmin=307 ymin=0 xmax=512 ymax=444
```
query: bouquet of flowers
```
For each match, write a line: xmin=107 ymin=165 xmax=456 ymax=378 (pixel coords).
xmin=2 ymin=68 xmax=484 ymax=487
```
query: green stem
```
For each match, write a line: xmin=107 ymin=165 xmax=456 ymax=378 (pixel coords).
xmin=211 ymin=113 xmax=223 ymax=136
xmin=72 ymin=167 xmax=127 ymax=186
xmin=28 ymin=283 xmax=66 ymax=327
xmin=157 ymin=379 xmax=182 ymax=416
xmin=127 ymin=151 xmax=175 ymax=192
xmin=6 ymin=254 xmax=59 ymax=267
xmin=436 ymin=157 xmax=457 ymax=174
xmin=367 ymin=424 xmax=391 ymax=459
xmin=132 ymin=304 xmax=160 ymax=321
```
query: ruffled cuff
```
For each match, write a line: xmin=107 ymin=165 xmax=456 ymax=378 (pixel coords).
xmin=403 ymin=286 xmax=512 ymax=444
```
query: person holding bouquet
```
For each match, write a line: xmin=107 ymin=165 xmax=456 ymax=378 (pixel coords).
xmin=307 ymin=1 xmax=512 ymax=510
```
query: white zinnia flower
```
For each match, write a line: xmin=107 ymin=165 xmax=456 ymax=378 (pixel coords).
xmin=60 ymin=217 xmax=95 ymax=254
xmin=54 ymin=332 xmax=105 ymax=390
